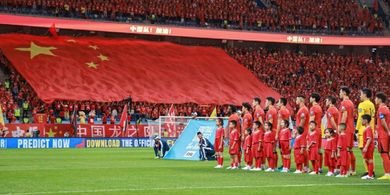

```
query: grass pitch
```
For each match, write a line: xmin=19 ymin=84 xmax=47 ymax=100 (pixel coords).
xmin=0 ymin=148 xmax=389 ymax=195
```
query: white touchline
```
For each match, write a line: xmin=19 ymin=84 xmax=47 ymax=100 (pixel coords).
xmin=2 ymin=183 xmax=390 ymax=195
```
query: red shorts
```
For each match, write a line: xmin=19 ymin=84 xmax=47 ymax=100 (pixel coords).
xmin=251 ymin=144 xmax=262 ymax=158
xmin=346 ymin=132 xmax=354 ymax=148
xmin=362 ymin=149 xmax=374 ymax=159
xmin=229 ymin=145 xmax=240 ymax=155
xmin=264 ymin=143 xmax=274 ymax=157
xmin=244 ymin=150 xmax=253 ymax=163
xmin=214 ymin=141 xmax=224 ymax=152
xmin=294 ymin=149 xmax=304 ymax=164
xmin=378 ymin=137 xmax=389 ymax=153
xmin=338 ymin=150 xmax=349 ymax=166
xmin=308 ymin=147 xmax=319 ymax=161
xmin=279 ymin=140 xmax=290 ymax=155
xmin=324 ymin=150 xmax=336 ymax=167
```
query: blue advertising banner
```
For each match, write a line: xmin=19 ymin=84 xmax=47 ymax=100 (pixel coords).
xmin=0 ymin=138 xmax=176 ymax=149
xmin=164 ymin=120 xmax=220 ymax=161
xmin=0 ymin=138 xmax=85 ymax=149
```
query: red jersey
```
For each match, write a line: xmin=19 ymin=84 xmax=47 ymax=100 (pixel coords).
xmin=308 ymin=131 xmax=319 ymax=149
xmin=279 ymin=128 xmax=291 ymax=141
xmin=251 ymin=130 xmax=261 ymax=146
xmin=338 ymin=99 xmax=355 ymax=133
xmin=215 ymin=127 xmax=224 ymax=141
xmin=278 ymin=107 xmax=290 ymax=121
xmin=310 ymin=104 xmax=323 ymax=131
xmin=253 ymin=106 xmax=265 ymax=122
xmin=263 ymin=131 xmax=275 ymax=143
xmin=242 ymin=112 xmax=253 ymax=135
xmin=363 ymin=126 xmax=375 ymax=151
xmin=324 ymin=137 xmax=337 ymax=151
xmin=377 ymin=104 xmax=390 ymax=139
xmin=266 ymin=107 xmax=278 ymax=130
xmin=337 ymin=133 xmax=348 ymax=151
xmin=296 ymin=106 xmax=310 ymax=135
xmin=326 ymin=106 xmax=339 ymax=129
xmin=229 ymin=130 xmax=239 ymax=146
xmin=244 ymin=135 xmax=252 ymax=152
xmin=294 ymin=134 xmax=306 ymax=149
xmin=228 ymin=113 xmax=241 ymax=134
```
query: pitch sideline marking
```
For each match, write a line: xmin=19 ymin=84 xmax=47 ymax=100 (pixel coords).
xmin=2 ymin=183 xmax=390 ymax=195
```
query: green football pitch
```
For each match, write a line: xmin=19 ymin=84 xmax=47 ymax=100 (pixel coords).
xmin=0 ymin=148 xmax=389 ymax=195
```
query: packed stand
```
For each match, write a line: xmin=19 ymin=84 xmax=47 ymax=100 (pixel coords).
xmin=0 ymin=0 xmax=384 ymax=35
xmin=227 ymin=47 xmax=390 ymax=113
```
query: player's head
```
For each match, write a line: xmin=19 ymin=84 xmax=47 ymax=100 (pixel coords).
xmin=296 ymin=95 xmax=305 ymax=105
xmin=281 ymin=119 xmax=289 ymax=128
xmin=229 ymin=120 xmax=237 ymax=129
xmin=277 ymin=97 xmax=287 ymax=108
xmin=196 ymin=131 xmax=203 ymax=139
xmin=361 ymin=114 xmax=371 ymax=126
xmin=360 ymin=88 xmax=372 ymax=101
xmin=216 ymin=118 xmax=223 ymax=127
xmin=253 ymin=97 xmax=261 ymax=107
xmin=310 ymin=92 xmax=321 ymax=104
xmin=375 ymin=92 xmax=387 ymax=105
xmin=242 ymin=102 xmax=252 ymax=113
xmin=228 ymin=105 xmax=237 ymax=114
xmin=253 ymin=121 xmax=261 ymax=129
xmin=339 ymin=86 xmax=350 ymax=98
xmin=309 ymin=121 xmax=316 ymax=131
xmin=325 ymin=95 xmax=336 ymax=107
xmin=245 ymin=128 xmax=252 ymax=135
xmin=265 ymin=97 xmax=275 ymax=107
xmin=297 ymin=126 xmax=304 ymax=135
xmin=264 ymin=122 xmax=272 ymax=131
xmin=338 ymin=123 xmax=346 ymax=132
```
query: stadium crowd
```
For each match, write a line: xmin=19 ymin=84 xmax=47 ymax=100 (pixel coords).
xmin=0 ymin=0 xmax=384 ymax=35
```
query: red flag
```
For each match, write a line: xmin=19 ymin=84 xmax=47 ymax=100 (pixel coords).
xmin=119 ymin=104 xmax=128 ymax=133
xmin=49 ymin=23 xmax=58 ymax=38
xmin=373 ymin=0 xmax=379 ymax=12
xmin=165 ymin=104 xmax=176 ymax=137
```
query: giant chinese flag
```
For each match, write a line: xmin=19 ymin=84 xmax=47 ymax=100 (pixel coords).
xmin=0 ymin=34 xmax=281 ymax=104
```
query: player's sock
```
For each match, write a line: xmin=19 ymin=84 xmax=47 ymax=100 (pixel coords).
xmin=296 ymin=163 xmax=302 ymax=171
xmin=268 ymin=158 xmax=274 ymax=169
xmin=287 ymin=158 xmax=291 ymax=170
xmin=380 ymin=153 xmax=390 ymax=174
xmin=329 ymin=166 xmax=334 ymax=173
xmin=368 ymin=162 xmax=374 ymax=177
xmin=363 ymin=158 xmax=368 ymax=172
xmin=311 ymin=161 xmax=316 ymax=173
xmin=220 ymin=157 xmax=224 ymax=166
xmin=350 ymin=151 xmax=356 ymax=171
xmin=274 ymin=153 xmax=278 ymax=169
xmin=319 ymin=153 xmax=323 ymax=169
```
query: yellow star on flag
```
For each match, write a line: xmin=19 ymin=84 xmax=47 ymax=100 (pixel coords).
xmin=67 ymin=39 xmax=77 ymax=43
xmin=97 ymin=54 xmax=109 ymax=61
xmin=46 ymin=128 xmax=57 ymax=138
xmin=89 ymin=45 xmax=99 ymax=50
xmin=15 ymin=42 xmax=57 ymax=59
xmin=86 ymin=62 xmax=98 ymax=69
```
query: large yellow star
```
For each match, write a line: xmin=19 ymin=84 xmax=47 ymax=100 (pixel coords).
xmin=97 ymin=54 xmax=109 ymax=61
xmin=86 ymin=62 xmax=98 ymax=69
xmin=89 ymin=45 xmax=99 ymax=50
xmin=46 ymin=128 xmax=57 ymax=138
xmin=15 ymin=42 xmax=57 ymax=59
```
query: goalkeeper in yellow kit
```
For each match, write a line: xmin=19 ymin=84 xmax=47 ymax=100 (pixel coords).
xmin=356 ymin=88 xmax=375 ymax=177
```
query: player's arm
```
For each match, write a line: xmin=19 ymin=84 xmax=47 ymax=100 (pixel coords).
xmin=329 ymin=115 xmax=337 ymax=131
xmin=380 ymin=117 xmax=389 ymax=134
xmin=363 ymin=136 xmax=371 ymax=153
xmin=299 ymin=114 xmax=306 ymax=127
xmin=219 ymin=133 xmax=224 ymax=149
xmin=341 ymin=110 xmax=347 ymax=123
xmin=309 ymin=111 xmax=315 ymax=122
xmin=356 ymin=105 xmax=363 ymax=131
xmin=276 ymin=116 xmax=281 ymax=139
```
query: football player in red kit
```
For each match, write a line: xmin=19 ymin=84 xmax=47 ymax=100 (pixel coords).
xmin=227 ymin=105 xmax=241 ymax=165
xmin=338 ymin=86 xmax=356 ymax=175
xmin=263 ymin=122 xmax=276 ymax=172
xmin=307 ymin=121 xmax=320 ymax=175
xmin=253 ymin=97 xmax=265 ymax=125
xmin=375 ymin=92 xmax=390 ymax=180
xmin=336 ymin=123 xmax=349 ymax=177
xmin=279 ymin=119 xmax=292 ymax=172
xmin=296 ymin=95 xmax=310 ymax=172
xmin=265 ymin=97 xmax=278 ymax=168
xmin=251 ymin=121 xmax=263 ymax=171
xmin=324 ymin=128 xmax=337 ymax=176
xmin=242 ymin=128 xmax=253 ymax=170
xmin=242 ymin=102 xmax=253 ymax=138
xmin=214 ymin=118 xmax=225 ymax=168
xmin=310 ymin=93 xmax=323 ymax=173
xmin=360 ymin=114 xmax=375 ymax=179
xmin=294 ymin=127 xmax=306 ymax=174
xmin=227 ymin=120 xmax=239 ymax=170
xmin=325 ymin=95 xmax=340 ymax=174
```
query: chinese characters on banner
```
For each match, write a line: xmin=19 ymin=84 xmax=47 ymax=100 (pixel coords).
xmin=129 ymin=25 xmax=172 ymax=35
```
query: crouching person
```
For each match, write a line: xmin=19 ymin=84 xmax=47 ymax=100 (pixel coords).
xmin=198 ymin=132 xmax=216 ymax=161
xmin=154 ymin=136 xmax=170 ymax=159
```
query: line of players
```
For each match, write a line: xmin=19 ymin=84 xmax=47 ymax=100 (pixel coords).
xmin=213 ymin=87 xmax=390 ymax=180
